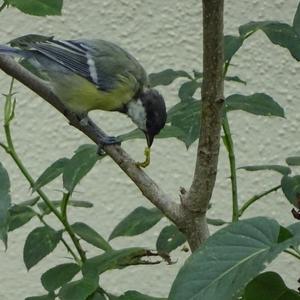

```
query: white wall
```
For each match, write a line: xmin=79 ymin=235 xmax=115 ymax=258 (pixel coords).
xmin=0 ymin=0 xmax=299 ymax=299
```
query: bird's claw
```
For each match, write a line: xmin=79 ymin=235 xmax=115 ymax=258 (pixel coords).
xmin=97 ymin=136 xmax=121 ymax=155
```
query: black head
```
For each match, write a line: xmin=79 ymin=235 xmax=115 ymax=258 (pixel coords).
xmin=139 ymin=89 xmax=167 ymax=147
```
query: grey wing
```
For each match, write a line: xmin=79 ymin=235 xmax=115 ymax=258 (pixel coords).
xmin=23 ymin=38 xmax=115 ymax=91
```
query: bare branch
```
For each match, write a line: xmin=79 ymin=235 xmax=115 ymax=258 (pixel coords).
xmin=182 ymin=0 xmax=225 ymax=250
xmin=0 ymin=55 xmax=182 ymax=225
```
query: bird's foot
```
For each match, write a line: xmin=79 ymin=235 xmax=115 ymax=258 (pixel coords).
xmin=136 ymin=147 xmax=151 ymax=168
xmin=97 ymin=136 xmax=121 ymax=155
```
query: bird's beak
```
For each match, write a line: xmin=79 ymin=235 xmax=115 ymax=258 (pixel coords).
xmin=145 ymin=132 xmax=154 ymax=148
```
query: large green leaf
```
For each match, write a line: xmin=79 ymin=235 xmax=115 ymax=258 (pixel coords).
xmin=33 ymin=158 xmax=69 ymax=192
xmin=293 ymin=3 xmax=300 ymax=36
xmin=167 ymin=100 xmax=201 ymax=148
xmin=71 ymin=222 xmax=112 ymax=251
xmin=169 ymin=217 xmax=298 ymax=300
xmin=239 ymin=21 xmax=300 ymax=61
xmin=58 ymin=276 xmax=98 ymax=300
xmin=8 ymin=0 xmax=63 ymax=16
xmin=149 ymin=69 xmax=191 ymax=87
xmin=239 ymin=164 xmax=291 ymax=175
xmin=84 ymin=248 xmax=148 ymax=275
xmin=244 ymin=272 xmax=300 ymax=300
xmin=224 ymin=35 xmax=244 ymax=62
xmin=0 ymin=163 xmax=11 ymax=248
xmin=41 ymin=263 xmax=80 ymax=292
xmin=7 ymin=0 xmax=63 ymax=16
xmin=63 ymin=146 xmax=99 ymax=193
xmin=178 ymin=80 xmax=200 ymax=102
xmin=156 ymin=225 xmax=186 ymax=253
xmin=226 ymin=93 xmax=284 ymax=117
xmin=118 ymin=291 xmax=166 ymax=300
xmin=286 ymin=156 xmax=300 ymax=166
xmin=281 ymin=175 xmax=300 ymax=207
xmin=109 ymin=207 xmax=163 ymax=240
xmin=23 ymin=226 xmax=61 ymax=270
xmin=8 ymin=205 xmax=36 ymax=231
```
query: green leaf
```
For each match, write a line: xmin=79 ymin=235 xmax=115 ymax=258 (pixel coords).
xmin=8 ymin=0 xmax=63 ymax=16
xmin=63 ymin=146 xmax=99 ymax=193
xmin=25 ymin=294 xmax=55 ymax=300
xmin=109 ymin=207 xmax=163 ymax=240
xmin=287 ymin=222 xmax=300 ymax=245
xmin=38 ymin=200 xmax=93 ymax=215
xmin=118 ymin=291 xmax=166 ymax=300
xmin=239 ymin=21 xmax=300 ymax=61
xmin=8 ymin=205 xmax=36 ymax=231
xmin=239 ymin=165 xmax=291 ymax=175
xmin=224 ymin=76 xmax=246 ymax=85
xmin=149 ymin=69 xmax=191 ymax=87
xmin=178 ymin=80 xmax=200 ymax=102
xmin=244 ymin=272 xmax=300 ymax=300
xmin=71 ymin=222 xmax=112 ymax=251
xmin=58 ymin=276 xmax=98 ymax=300
xmin=226 ymin=93 xmax=285 ymax=117
xmin=23 ymin=226 xmax=61 ymax=270
xmin=156 ymin=225 xmax=186 ymax=253
xmin=41 ymin=263 xmax=80 ymax=292
xmin=224 ymin=35 xmax=244 ymax=62
xmin=286 ymin=156 xmax=300 ymax=166
xmin=169 ymin=217 xmax=298 ymax=300
xmin=85 ymin=248 xmax=148 ymax=275
xmin=293 ymin=3 xmax=300 ymax=36
xmin=87 ymin=292 xmax=106 ymax=300
xmin=281 ymin=175 xmax=300 ymax=207
xmin=167 ymin=100 xmax=201 ymax=148
xmin=0 ymin=163 xmax=11 ymax=248
xmin=33 ymin=158 xmax=69 ymax=192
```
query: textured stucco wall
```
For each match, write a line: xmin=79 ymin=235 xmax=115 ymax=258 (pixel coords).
xmin=0 ymin=0 xmax=299 ymax=299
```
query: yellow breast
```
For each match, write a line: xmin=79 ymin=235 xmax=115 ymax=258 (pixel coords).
xmin=51 ymin=73 xmax=138 ymax=113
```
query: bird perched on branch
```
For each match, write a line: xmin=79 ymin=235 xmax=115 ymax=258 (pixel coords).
xmin=0 ymin=34 xmax=167 ymax=167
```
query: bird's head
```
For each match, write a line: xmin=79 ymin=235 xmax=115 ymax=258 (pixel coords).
xmin=127 ymin=89 xmax=167 ymax=147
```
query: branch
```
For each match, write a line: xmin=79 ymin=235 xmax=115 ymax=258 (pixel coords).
xmin=0 ymin=55 xmax=182 ymax=225
xmin=182 ymin=0 xmax=224 ymax=250
xmin=238 ymin=184 xmax=281 ymax=217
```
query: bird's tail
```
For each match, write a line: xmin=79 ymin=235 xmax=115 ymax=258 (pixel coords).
xmin=0 ymin=44 xmax=28 ymax=57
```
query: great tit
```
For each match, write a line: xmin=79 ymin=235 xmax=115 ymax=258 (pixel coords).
xmin=0 ymin=34 xmax=167 ymax=167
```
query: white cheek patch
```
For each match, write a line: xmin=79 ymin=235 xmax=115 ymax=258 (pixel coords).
xmin=127 ymin=100 xmax=147 ymax=131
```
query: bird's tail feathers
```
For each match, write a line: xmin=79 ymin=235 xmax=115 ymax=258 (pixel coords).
xmin=0 ymin=44 xmax=29 ymax=58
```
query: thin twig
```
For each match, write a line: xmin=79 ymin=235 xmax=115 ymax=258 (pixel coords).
xmin=222 ymin=115 xmax=239 ymax=222
xmin=222 ymin=59 xmax=239 ymax=222
xmin=2 ymin=79 xmax=86 ymax=262
xmin=284 ymin=249 xmax=300 ymax=260
xmin=238 ymin=185 xmax=281 ymax=217
xmin=36 ymin=213 xmax=80 ymax=263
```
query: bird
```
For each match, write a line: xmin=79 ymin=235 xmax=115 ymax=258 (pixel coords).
xmin=0 ymin=34 xmax=167 ymax=167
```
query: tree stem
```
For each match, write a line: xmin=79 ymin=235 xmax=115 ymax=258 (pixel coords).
xmin=183 ymin=0 xmax=225 ymax=251
xmin=222 ymin=115 xmax=239 ymax=222
xmin=2 ymin=80 xmax=86 ymax=263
